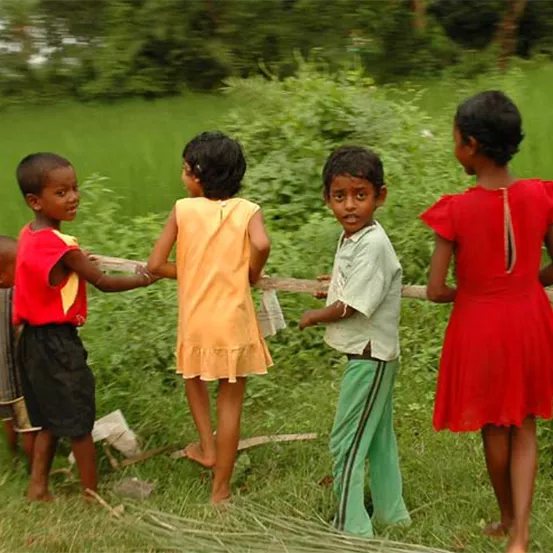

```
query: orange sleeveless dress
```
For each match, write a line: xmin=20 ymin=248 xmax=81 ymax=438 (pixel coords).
xmin=175 ymin=197 xmax=272 ymax=382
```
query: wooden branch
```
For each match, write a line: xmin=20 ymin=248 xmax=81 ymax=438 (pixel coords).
xmin=94 ymin=254 xmax=553 ymax=304
xmin=237 ymin=432 xmax=318 ymax=451
xmin=85 ymin=489 xmax=124 ymax=518
xmin=170 ymin=433 xmax=318 ymax=461
xmin=119 ymin=445 xmax=179 ymax=468
xmin=94 ymin=254 xmax=430 ymax=300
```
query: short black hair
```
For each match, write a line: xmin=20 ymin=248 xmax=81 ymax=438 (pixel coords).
xmin=455 ymin=91 xmax=523 ymax=166
xmin=0 ymin=236 xmax=17 ymax=270
xmin=16 ymin=153 xmax=72 ymax=197
xmin=182 ymin=132 xmax=246 ymax=200
xmin=322 ymin=146 xmax=384 ymax=197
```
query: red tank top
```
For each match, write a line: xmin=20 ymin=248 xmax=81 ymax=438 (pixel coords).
xmin=13 ymin=225 xmax=87 ymax=326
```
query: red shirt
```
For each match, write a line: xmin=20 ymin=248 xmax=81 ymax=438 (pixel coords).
xmin=13 ymin=225 xmax=87 ymax=327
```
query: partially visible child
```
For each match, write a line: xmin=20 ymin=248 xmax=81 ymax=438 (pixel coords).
xmin=0 ymin=236 xmax=39 ymax=464
xmin=421 ymin=91 xmax=553 ymax=553
xmin=299 ymin=146 xmax=410 ymax=538
xmin=14 ymin=153 xmax=159 ymax=501
xmin=147 ymin=131 xmax=272 ymax=504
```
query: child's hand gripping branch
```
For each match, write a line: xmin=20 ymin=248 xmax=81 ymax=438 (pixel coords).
xmin=299 ymin=300 xmax=354 ymax=330
xmin=299 ymin=275 xmax=341 ymax=329
xmin=60 ymin=250 xmax=159 ymax=292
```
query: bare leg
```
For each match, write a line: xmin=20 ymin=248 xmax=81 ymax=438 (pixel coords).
xmin=27 ymin=429 xmax=57 ymax=501
xmin=481 ymin=424 xmax=513 ymax=537
xmin=3 ymin=419 xmax=17 ymax=456
xmin=21 ymin=431 xmax=37 ymax=472
xmin=71 ymin=433 xmax=97 ymax=493
xmin=506 ymin=417 xmax=537 ymax=553
xmin=184 ymin=378 xmax=216 ymax=468
xmin=211 ymin=378 xmax=246 ymax=504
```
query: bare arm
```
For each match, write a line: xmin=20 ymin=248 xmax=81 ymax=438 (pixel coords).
xmin=540 ymin=225 xmax=553 ymax=286
xmin=299 ymin=301 xmax=355 ymax=330
xmin=426 ymin=234 xmax=456 ymax=303
xmin=62 ymin=250 xmax=153 ymax=293
xmin=248 ymin=209 xmax=271 ymax=285
xmin=147 ymin=208 xmax=178 ymax=280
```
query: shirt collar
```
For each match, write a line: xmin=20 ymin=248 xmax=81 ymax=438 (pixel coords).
xmin=340 ymin=222 xmax=377 ymax=245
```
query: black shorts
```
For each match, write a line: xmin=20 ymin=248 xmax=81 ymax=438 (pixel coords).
xmin=18 ymin=324 xmax=95 ymax=438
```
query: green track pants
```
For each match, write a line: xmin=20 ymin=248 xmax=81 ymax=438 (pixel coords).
xmin=330 ymin=358 xmax=411 ymax=537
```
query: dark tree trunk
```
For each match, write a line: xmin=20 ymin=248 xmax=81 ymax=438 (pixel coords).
xmin=496 ymin=0 xmax=528 ymax=71
xmin=410 ymin=0 xmax=426 ymax=31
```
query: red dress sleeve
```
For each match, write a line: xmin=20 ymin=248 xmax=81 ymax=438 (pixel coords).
xmin=420 ymin=195 xmax=457 ymax=241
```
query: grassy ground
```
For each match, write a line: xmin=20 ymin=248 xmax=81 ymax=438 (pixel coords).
xmin=1 ymin=303 xmax=553 ymax=552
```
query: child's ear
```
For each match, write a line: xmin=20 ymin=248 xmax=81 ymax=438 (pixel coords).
xmin=25 ymin=193 xmax=42 ymax=213
xmin=376 ymin=186 xmax=388 ymax=207
xmin=466 ymin=136 xmax=479 ymax=157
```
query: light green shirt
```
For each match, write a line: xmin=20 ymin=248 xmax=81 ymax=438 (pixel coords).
xmin=324 ymin=222 xmax=402 ymax=361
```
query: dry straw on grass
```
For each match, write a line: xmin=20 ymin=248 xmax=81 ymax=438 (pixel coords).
xmin=126 ymin=500 xmax=453 ymax=553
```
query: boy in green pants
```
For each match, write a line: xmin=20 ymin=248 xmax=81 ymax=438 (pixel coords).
xmin=300 ymin=146 xmax=410 ymax=538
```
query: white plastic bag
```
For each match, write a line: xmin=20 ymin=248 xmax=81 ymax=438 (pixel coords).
xmin=256 ymin=289 xmax=286 ymax=337
xmin=68 ymin=409 xmax=141 ymax=464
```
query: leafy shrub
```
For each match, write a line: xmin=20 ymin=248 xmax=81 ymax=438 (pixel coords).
xmin=224 ymin=61 xmax=465 ymax=284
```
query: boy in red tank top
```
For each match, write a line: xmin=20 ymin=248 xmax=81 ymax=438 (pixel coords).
xmin=14 ymin=153 xmax=160 ymax=501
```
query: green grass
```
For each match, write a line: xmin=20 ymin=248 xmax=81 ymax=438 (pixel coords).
xmin=0 ymin=92 xmax=233 ymax=235
xmin=2 ymin=303 xmax=553 ymax=552
xmin=412 ymin=61 xmax=553 ymax=181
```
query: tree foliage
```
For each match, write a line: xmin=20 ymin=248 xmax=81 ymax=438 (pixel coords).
xmin=0 ymin=0 xmax=552 ymax=101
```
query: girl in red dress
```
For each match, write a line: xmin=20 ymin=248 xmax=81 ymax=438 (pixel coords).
xmin=421 ymin=91 xmax=553 ymax=553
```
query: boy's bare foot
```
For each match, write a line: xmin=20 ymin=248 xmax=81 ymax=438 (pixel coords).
xmin=183 ymin=442 xmax=215 ymax=468
xmin=483 ymin=521 xmax=510 ymax=538
xmin=26 ymin=487 xmax=54 ymax=502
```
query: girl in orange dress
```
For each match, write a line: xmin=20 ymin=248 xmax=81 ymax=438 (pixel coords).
xmin=421 ymin=91 xmax=553 ymax=553
xmin=148 ymin=132 xmax=272 ymax=503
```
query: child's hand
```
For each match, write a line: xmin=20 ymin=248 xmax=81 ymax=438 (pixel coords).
xmin=314 ymin=275 xmax=331 ymax=299
xmin=136 ymin=264 xmax=161 ymax=286
xmin=299 ymin=310 xmax=318 ymax=330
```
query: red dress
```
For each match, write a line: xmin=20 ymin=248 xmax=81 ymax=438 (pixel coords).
xmin=421 ymin=179 xmax=553 ymax=432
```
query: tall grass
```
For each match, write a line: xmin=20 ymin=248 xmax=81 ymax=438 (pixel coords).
xmin=412 ymin=61 xmax=553 ymax=181
xmin=0 ymin=92 xmax=233 ymax=235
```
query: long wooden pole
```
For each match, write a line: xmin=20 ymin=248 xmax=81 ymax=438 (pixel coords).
xmin=96 ymin=255 xmax=428 ymax=299
xmin=95 ymin=255 xmax=553 ymax=303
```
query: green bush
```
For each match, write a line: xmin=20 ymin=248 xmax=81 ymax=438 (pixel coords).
xmin=224 ymin=61 xmax=465 ymax=284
